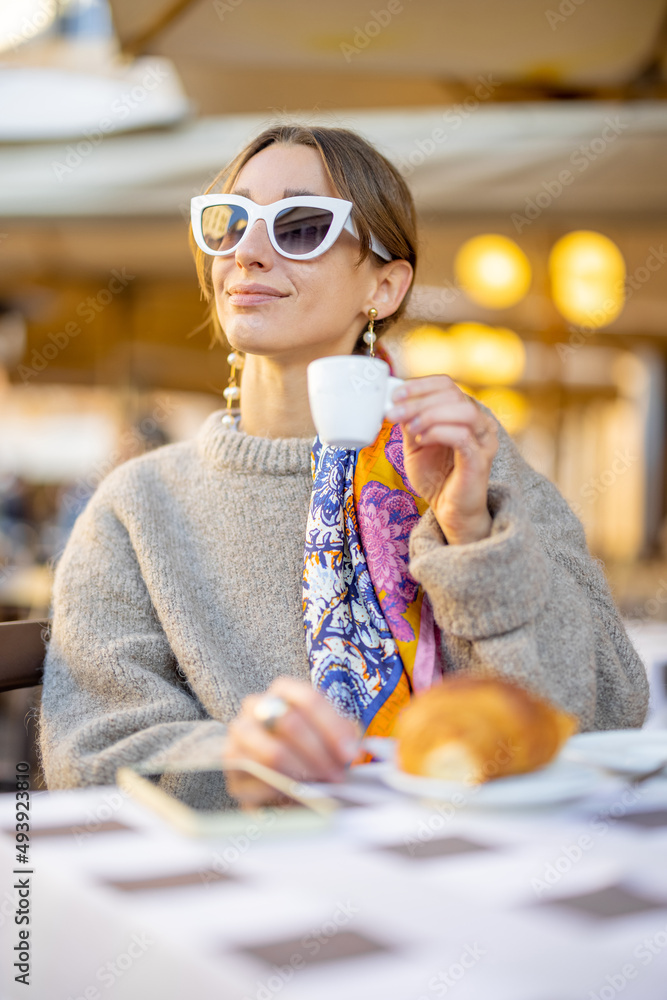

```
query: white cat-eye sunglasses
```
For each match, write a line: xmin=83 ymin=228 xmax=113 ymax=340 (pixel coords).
xmin=190 ymin=194 xmax=392 ymax=262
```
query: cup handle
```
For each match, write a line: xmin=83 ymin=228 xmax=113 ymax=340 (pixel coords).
xmin=384 ymin=376 xmax=405 ymax=416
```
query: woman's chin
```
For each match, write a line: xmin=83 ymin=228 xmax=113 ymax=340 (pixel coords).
xmin=222 ymin=324 xmax=313 ymax=358
xmin=226 ymin=332 xmax=285 ymax=354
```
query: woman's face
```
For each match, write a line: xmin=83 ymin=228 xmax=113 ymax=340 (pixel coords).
xmin=211 ymin=143 xmax=407 ymax=364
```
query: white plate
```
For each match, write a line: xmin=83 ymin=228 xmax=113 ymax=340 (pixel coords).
xmin=359 ymin=737 xmax=397 ymax=763
xmin=379 ymin=758 xmax=603 ymax=808
xmin=561 ymin=729 xmax=667 ymax=773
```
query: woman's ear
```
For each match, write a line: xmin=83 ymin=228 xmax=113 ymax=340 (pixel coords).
xmin=372 ymin=259 xmax=414 ymax=319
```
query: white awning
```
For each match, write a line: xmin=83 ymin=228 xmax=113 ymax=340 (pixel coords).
xmin=0 ymin=101 xmax=665 ymax=219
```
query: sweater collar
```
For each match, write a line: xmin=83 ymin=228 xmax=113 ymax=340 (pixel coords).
xmin=197 ymin=409 xmax=314 ymax=475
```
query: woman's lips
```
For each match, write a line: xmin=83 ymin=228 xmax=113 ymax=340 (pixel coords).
xmin=227 ymin=288 xmax=287 ymax=306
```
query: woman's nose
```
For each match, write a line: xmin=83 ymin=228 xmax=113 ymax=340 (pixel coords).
xmin=234 ymin=219 xmax=274 ymax=268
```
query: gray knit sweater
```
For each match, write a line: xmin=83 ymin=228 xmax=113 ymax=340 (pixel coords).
xmin=39 ymin=409 xmax=649 ymax=791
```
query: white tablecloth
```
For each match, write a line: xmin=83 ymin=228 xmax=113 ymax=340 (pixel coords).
xmin=1 ymin=770 xmax=667 ymax=1000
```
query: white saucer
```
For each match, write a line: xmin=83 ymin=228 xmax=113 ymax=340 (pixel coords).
xmin=379 ymin=758 xmax=603 ymax=808
xmin=561 ymin=729 xmax=667 ymax=774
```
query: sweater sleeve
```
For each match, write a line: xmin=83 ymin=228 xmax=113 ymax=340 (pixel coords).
xmin=38 ymin=479 xmax=229 ymax=792
xmin=408 ymin=419 xmax=649 ymax=732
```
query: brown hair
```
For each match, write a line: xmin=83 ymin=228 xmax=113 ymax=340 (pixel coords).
xmin=188 ymin=123 xmax=418 ymax=352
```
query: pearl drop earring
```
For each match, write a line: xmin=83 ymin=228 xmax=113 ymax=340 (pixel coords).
xmin=221 ymin=351 xmax=244 ymax=427
xmin=362 ymin=307 xmax=378 ymax=357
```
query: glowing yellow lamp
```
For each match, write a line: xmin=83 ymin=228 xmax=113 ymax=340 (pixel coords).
xmin=472 ymin=387 xmax=531 ymax=436
xmin=450 ymin=323 xmax=526 ymax=386
xmin=401 ymin=325 xmax=462 ymax=378
xmin=455 ymin=235 xmax=532 ymax=309
xmin=549 ymin=231 xmax=625 ymax=328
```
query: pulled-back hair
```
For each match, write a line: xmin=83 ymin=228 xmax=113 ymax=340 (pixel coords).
xmin=188 ymin=123 xmax=418 ymax=351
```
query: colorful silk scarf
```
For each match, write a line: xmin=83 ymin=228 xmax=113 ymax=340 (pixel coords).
xmin=303 ymin=418 xmax=441 ymax=738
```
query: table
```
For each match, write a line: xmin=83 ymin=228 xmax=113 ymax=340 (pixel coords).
xmin=1 ymin=768 xmax=667 ymax=1000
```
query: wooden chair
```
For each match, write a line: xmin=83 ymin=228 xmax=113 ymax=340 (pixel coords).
xmin=0 ymin=619 xmax=50 ymax=692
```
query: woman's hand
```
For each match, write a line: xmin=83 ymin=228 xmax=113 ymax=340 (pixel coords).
xmin=387 ymin=375 xmax=499 ymax=545
xmin=222 ymin=677 xmax=363 ymax=807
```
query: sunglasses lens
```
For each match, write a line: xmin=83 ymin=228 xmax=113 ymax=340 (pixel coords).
xmin=201 ymin=203 xmax=249 ymax=253
xmin=273 ymin=205 xmax=334 ymax=256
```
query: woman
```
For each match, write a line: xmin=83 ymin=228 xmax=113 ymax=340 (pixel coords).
xmin=39 ymin=125 xmax=648 ymax=807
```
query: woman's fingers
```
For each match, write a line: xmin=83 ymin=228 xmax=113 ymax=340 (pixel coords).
xmin=388 ymin=381 xmax=497 ymax=458
xmin=223 ymin=680 xmax=362 ymax=808
xmin=407 ymin=416 xmax=497 ymax=457
xmin=225 ymin=711 xmax=309 ymax=778
xmin=392 ymin=373 xmax=460 ymax=401
xmin=390 ymin=385 xmax=485 ymax=432
xmin=271 ymin=704 xmax=347 ymax=779
xmin=268 ymin=677 xmax=362 ymax=769
xmin=387 ymin=375 xmax=498 ymax=546
xmin=224 ymin=765 xmax=291 ymax=808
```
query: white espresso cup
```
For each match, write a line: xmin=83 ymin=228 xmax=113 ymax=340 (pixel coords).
xmin=307 ymin=355 xmax=405 ymax=450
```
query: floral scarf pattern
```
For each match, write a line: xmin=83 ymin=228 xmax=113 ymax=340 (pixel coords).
xmin=303 ymin=419 xmax=441 ymax=738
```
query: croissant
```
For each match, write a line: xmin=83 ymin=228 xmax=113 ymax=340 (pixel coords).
xmin=395 ymin=676 xmax=578 ymax=784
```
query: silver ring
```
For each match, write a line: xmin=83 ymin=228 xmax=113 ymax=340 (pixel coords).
xmin=253 ymin=695 xmax=290 ymax=733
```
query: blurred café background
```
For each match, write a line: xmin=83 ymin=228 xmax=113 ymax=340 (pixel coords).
xmin=1 ymin=0 xmax=667 ymax=787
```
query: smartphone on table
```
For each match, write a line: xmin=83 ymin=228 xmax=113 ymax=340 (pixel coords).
xmin=116 ymin=757 xmax=340 ymax=838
